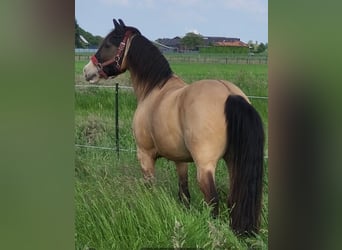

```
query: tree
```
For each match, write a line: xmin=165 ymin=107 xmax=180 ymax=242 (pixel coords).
xmin=75 ymin=19 xmax=83 ymax=48
xmin=75 ymin=18 xmax=103 ymax=48
xmin=257 ymin=42 xmax=266 ymax=53
xmin=181 ymin=32 xmax=204 ymax=50
xmin=247 ymin=40 xmax=254 ymax=47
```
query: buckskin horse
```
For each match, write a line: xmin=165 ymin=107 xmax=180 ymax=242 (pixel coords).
xmin=83 ymin=19 xmax=265 ymax=235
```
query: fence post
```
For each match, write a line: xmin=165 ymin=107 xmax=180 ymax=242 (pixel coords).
xmin=115 ymin=83 xmax=119 ymax=157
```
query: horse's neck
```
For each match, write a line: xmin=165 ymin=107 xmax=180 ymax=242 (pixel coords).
xmin=130 ymin=74 xmax=148 ymax=102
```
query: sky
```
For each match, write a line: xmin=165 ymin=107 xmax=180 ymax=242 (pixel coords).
xmin=75 ymin=0 xmax=268 ymax=44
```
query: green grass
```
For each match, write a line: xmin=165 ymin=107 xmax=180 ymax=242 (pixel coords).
xmin=76 ymin=165 xmax=268 ymax=249
xmin=75 ymin=59 xmax=268 ymax=249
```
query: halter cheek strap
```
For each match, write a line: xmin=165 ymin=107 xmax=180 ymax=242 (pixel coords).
xmin=91 ymin=30 xmax=133 ymax=79
xmin=91 ymin=55 xmax=109 ymax=79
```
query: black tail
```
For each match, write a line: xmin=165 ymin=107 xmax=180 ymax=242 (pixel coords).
xmin=225 ymin=95 xmax=265 ymax=235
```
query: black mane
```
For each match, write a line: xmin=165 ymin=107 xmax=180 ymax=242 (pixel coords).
xmin=127 ymin=35 xmax=173 ymax=98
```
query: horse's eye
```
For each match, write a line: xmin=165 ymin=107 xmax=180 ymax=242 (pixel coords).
xmin=104 ymin=41 xmax=112 ymax=48
xmin=109 ymin=36 xmax=121 ymax=45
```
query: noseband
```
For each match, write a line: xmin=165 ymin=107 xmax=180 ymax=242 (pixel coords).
xmin=91 ymin=30 xmax=133 ymax=79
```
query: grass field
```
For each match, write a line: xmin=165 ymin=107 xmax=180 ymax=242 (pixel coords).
xmin=75 ymin=60 xmax=268 ymax=249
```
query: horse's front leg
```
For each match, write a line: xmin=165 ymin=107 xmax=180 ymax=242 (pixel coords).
xmin=175 ymin=162 xmax=190 ymax=207
xmin=137 ymin=148 xmax=156 ymax=182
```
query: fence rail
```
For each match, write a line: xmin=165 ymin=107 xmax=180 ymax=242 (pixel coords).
xmin=75 ymin=54 xmax=268 ymax=64
xmin=75 ymin=83 xmax=268 ymax=158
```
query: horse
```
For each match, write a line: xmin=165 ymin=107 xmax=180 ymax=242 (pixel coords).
xmin=83 ymin=19 xmax=265 ymax=235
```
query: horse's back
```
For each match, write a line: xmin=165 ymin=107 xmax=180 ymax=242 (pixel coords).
xmin=187 ymin=79 xmax=249 ymax=102
xmin=133 ymin=78 xmax=248 ymax=163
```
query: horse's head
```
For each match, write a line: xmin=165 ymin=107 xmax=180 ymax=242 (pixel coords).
xmin=83 ymin=19 xmax=140 ymax=83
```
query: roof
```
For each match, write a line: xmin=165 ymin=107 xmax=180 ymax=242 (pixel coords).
xmin=215 ymin=40 xmax=248 ymax=47
xmin=203 ymin=37 xmax=240 ymax=45
xmin=156 ymin=37 xmax=182 ymax=47
xmin=79 ymin=35 xmax=89 ymax=44
xmin=152 ymin=40 xmax=174 ymax=50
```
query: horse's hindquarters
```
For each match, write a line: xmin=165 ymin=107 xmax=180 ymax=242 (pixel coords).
xmin=180 ymin=82 xmax=230 ymax=163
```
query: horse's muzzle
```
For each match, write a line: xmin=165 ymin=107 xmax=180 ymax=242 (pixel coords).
xmin=83 ymin=61 xmax=100 ymax=83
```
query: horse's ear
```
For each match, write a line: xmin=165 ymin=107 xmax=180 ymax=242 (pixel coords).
xmin=118 ymin=19 xmax=126 ymax=28
xmin=113 ymin=19 xmax=120 ymax=29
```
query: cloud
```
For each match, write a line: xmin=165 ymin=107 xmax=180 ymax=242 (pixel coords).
xmin=98 ymin=0 xmax=157 ymax=7
xmin=98 ymin=0 xmax=204 ymax=7
xmin=221 ymin=0 xmax=267 ymax=15
xmin=98 ymin=0 xmax=130 ymax=6
xmin=97 ymin=0 xmax=267 ymax=14
xmin=189 ymin=29 xmax=200 ymax=35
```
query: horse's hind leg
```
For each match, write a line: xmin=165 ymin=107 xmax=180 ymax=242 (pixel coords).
xmin=197 ymin=164 xmax=219 ymax=217
xmin=176 ymin=162 xmax=190 ymax=207
xmin=137 ymin=149 xmax=156 ymax=182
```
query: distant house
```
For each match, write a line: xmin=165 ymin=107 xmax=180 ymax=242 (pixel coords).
xmin=214 ymin=40 xmax=248 ymax=48
xmin=153 ymin=40 xmax=178 ymax=52
xmin=155 ymin=37 xmax=182 ymax=51
xmin=201 ymin=39 xmax=249 ymax=54
xmin=202 ymin=37 xmax=241 ymax=46
xmin=155 ymin=36 xmax=248 ymax=53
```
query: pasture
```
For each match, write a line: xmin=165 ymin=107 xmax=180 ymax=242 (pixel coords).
xmin=75 ymin=60 xmax=268 ymax=249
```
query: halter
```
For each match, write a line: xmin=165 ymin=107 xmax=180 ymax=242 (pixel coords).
xmin=91 ymin=30 xmax=133 ymax=79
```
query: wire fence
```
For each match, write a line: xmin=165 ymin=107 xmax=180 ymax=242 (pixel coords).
xmin=74 ymin=84 xmax=268 ymax=99
xmin=75 ymin=83 xmax=268 ymax=158
xmin=75 ymin=54 xmax=268 ymax=64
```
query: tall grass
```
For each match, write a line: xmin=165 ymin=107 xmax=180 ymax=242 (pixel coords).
xmin=76 ymin=155 xmax=268 ymax=249
xmin=75 ymin=60 xmax=268 ymax=249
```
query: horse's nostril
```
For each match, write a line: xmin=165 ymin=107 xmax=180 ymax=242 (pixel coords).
xmin=85 ymin=73 xmax=96 ymax=82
